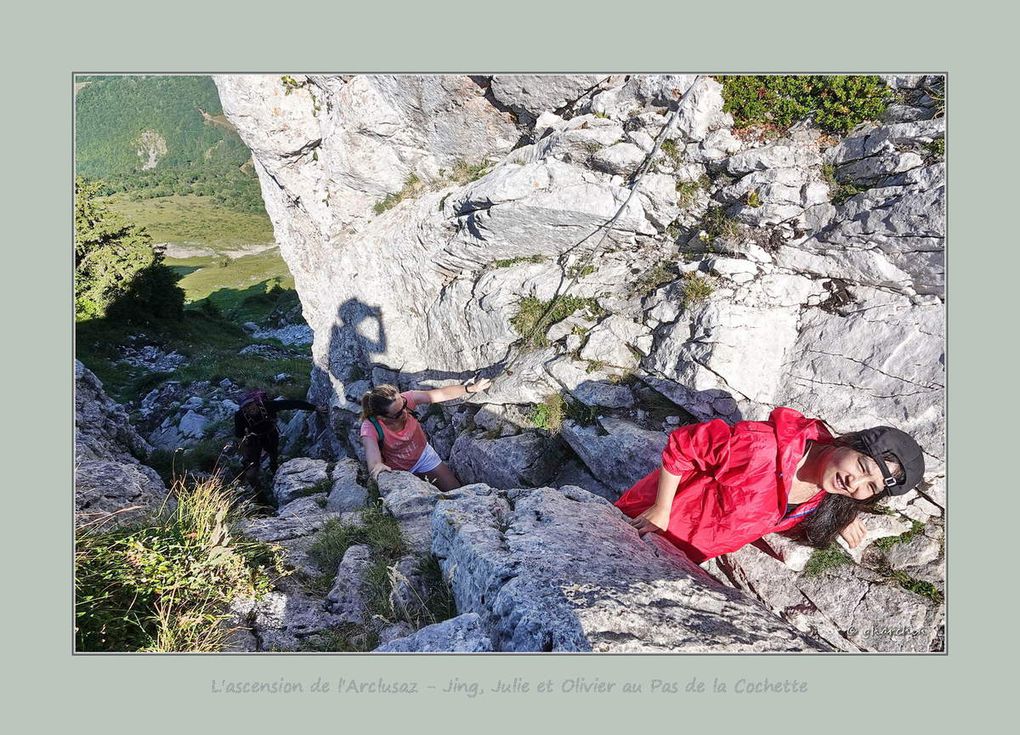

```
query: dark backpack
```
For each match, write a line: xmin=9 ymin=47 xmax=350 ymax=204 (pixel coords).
xmin=240 ymin=390 xmax=270 ymax=424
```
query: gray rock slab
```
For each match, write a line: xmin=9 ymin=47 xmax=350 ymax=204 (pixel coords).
xmin=449 ymin=431 xmax=563 ymax=490
xmin=559 ymin=416 xmax=667 ymax=495
xmin=379 ymin=471 xmax=443 ymax=555
xmin=326 ymin=544 xmax=373 ymax=624
xmin=74 ymin=459 xmax=169 ymax=530
xmin=430 ymin=483 xmax=826 ymax=652
xmin=272 ymin=458 xmax=331 ymax=507
xmin=374 ymin=613 xmax=493 ymax=652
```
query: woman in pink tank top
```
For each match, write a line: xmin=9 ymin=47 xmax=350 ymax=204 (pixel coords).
xmin=359 ymin=380 xmax=490 ymax=492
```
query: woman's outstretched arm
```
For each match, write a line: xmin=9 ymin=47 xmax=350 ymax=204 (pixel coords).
xmin=629 ymin=468 xmax=682 ymax=536
xmin=413 ymin=377 xmax=492 ymax=405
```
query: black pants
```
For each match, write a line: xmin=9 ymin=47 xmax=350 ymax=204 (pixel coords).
xmin=239 ymin=430 xmax=280 ymax=503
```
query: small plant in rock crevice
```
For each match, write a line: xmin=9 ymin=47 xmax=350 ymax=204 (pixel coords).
xmin=699 ymin=206 xmax=743 ymax=244
xmin=821 ymin=163 xmax=864 ymax=205
xmin=491 ymin=255 xmax=547 ymax=269
xmin=530 ymin=394 xmax=566 ymax=432
xmin=802 ymin=544 xmax=853 ymax=577
xmin=373 ymin=173 xmax=423 ymax=215
xmin=680 ymin=272 xmax=714 ymax=310
xmin=510 ymin=295 xmax=606 ymax=349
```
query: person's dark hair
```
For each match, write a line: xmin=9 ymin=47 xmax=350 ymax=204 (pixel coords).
xmin=360 ymin=384 xmax=401 ymax=421
xmin=793 ymin=430 xmax=906 ymax=548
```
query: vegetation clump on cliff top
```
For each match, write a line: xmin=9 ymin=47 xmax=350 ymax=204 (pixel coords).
xmin=720 ymin=75 xmax=893 ymax=134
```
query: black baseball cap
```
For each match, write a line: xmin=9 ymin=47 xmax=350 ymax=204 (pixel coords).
xmin=860 ymin=426 xmax=925 ymax=496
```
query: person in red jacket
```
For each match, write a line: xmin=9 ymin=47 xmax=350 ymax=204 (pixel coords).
xmin=615 ymin=407 xmax=925 ymax=563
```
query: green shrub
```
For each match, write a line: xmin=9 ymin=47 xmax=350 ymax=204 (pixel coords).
xmin=721 ymin=75 xmax=892 ymax=134
xmin=75 ymin=477 xmax=284 ymax=652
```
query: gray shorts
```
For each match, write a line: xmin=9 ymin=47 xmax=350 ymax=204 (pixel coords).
xmin=408 ymin=443 xmax=442 ymax=474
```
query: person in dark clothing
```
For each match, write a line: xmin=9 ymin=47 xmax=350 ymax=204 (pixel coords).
xmin=233 ymin=390 xmax=324 ymax=503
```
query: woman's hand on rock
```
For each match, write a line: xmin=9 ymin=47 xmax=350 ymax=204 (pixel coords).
xmin=839 ymin=518 xmax=867 ymax=548
xmin=467 ymin=377 xmax=492 ymax=394
xmin=629 ymin=503 xmax=671 ymax=536
xmin=370 ymin=463 xmax=392 ymax=480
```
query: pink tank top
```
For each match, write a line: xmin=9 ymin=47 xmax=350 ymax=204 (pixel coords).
xmin=359 ymin=392 xmax=428 ymax=471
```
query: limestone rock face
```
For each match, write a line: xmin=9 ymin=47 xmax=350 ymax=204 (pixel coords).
xmin=75 ymin=360 xmax=152 ymax=464
xmin=430 ymin=484 xmax=827 ymax=652
xmin=216 ymin=74 xmax=945 ymax=651
xmin=75 ymin=361 xmax=167 ymax=528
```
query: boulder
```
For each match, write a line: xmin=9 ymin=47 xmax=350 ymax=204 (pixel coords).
xmin=74 ymin=459 xmax=168 ymax=530
xmin=271 ymin=458 xmax=331 ymax=507
xmin=431 ymin=484 xmax=826 ymax=652
xmin=374 ymin=613 xmax=493 ymax=653
xmin=559 ymin=416 xmax=666 ymax=495
xmin=326 ymin=544 xmax=373 ymax=624
xmin=449 ymin=431 xmax=563 ymax=490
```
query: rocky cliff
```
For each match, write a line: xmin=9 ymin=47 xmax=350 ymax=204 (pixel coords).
xmin=207 ymin=73 xmax=944 ymax=652
xmin=75 ymin=360 xmax=168 ymax=529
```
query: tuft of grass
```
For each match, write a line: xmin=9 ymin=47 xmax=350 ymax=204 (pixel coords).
xmin=492 ymin=254 xmax=547 ymax=268
xmin=802 ymin=544 xmax=852 ymax=577
xmin=448 ymin=159 xmax=491 ymax=184
xmin=510 ymin=295 xmax=606 ymax=349
xmin=632 ymin=260 xmax=678 ymax=297
xmin=676 ymin=174 xmax=711 ymax=209
xmin=530 ymin=394 xmax=566 ymax=432
xmin=746 ymin=189 xmax=762 ymax=208
xmin=373 ymin=173 xmax=423 ymax=215
xmin=875 ymin=520 xmax=926 ymax=552
xmin=926 ymin=138 xmax=945 ymax=160
xmin=680 ymin=272 xmax=714 ymax=309
xmin=700 ymin=206 xmax=744 ymax=243
xmin=568 ymin=262 xmax=597 ymax=279
xmin=889 ymin=571 xmax=943 ymax=604
xmin=821 ymin=163 xmax=864 ymax=205
xmin=306 ymin=504 xmax=405 ymax=577
xmin=720 ymin=75 xmax=893 ymax=134
xmin=75 ymin=477 xmax=285 ymax=652
xmin=659 ymin=139 xmax=683 ymax=166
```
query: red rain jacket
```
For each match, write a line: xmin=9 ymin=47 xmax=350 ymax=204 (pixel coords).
xmin=615 ymin=407 xmax=832 ymax=563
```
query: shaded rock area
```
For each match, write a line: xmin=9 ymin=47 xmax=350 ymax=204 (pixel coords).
xmin=75 ymin=361 xmax=168 ymax=529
